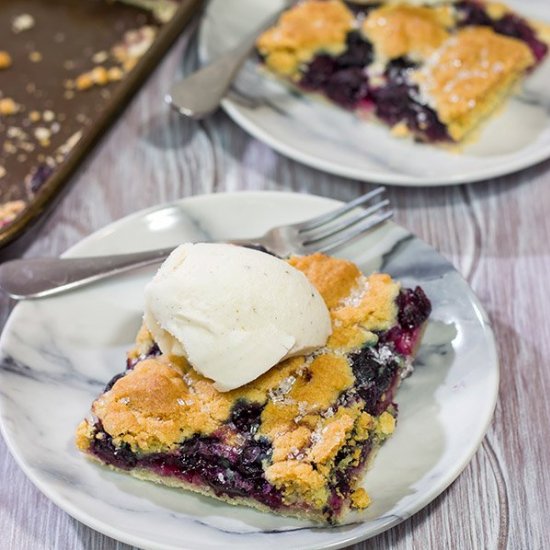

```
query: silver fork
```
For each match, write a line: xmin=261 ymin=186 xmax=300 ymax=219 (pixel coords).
xmin=167 ymin=0 xmax=370 ymax=118
xmin=0 ymin=188 xmax=392 ymax=300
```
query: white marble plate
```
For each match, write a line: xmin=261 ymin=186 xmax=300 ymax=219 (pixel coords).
xmin=199 ymin=0 xmax=550 ymax=186
xmin=0 ymin=192 xmax=498 ymax=549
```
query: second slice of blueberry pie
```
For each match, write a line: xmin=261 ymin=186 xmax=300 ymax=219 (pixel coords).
xmin=256 ymin=0 xmax=550 ymax=143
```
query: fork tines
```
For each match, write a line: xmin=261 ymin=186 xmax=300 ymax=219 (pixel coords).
xmin=298 ymin=186 xmax=392 ymax=254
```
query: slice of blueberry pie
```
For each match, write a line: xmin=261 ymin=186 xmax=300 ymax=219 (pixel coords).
xmin=256 ymin=0 xmax=550 ymax=143
xmin=76 ymin=246 xmax=431 ymax=523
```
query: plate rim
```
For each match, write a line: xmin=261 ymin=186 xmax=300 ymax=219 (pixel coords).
xmin=221 ymin=98 xmax=549 ymax=187
xmin=0 ymin=191 xmax=500 ymax=549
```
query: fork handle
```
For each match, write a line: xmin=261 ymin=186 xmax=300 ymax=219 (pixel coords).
xmin=0 ymin=239 xmax=258 ymax=300
xmin=0 ymin=247 xmax=177 ymax=300
xmin=166 ymin=11 xmax=278 ymax=119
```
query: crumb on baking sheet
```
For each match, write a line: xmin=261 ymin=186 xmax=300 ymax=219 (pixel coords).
xmin=92 ymin=50 xmax=109 ymax=64
xmin=112 ymin=25 xmax=157 ymax=67
xmin=116 ymin=0 xmax=178 ymax=24
xmin=0 ymin=51 xmax=12 ymax=69
xmin=0 ymin=200 xmax=26 ymax=227
xmin=69 ymin=25 xmax=157 ymax=92
xmin=29 ymin=51 xmax=43 ymax=63
xmin=74 ymin=66 xmax=113 ymax=90
xmin=0 ymin=98 xmax=19 ymax=116
xmin=12 ymin=13 xmax=35 ymax=34
xmin=107 ymin=66 xmax=123 ymax=81
xmin=34 ymin=127 xmax=51 ymax=146
xmin=0 ymin=3 xmax=178 ymax=237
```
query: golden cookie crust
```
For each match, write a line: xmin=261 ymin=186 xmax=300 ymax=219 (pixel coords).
xmin=414 ymin=26 xmax=534 ymax=139
xmin=362 ymin=4 xmax=451 ymax=61
xmin=256 ymin=0 xmax=355 ymax=77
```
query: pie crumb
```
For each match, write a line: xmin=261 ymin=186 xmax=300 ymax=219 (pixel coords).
xmin=0 ymin=51 xmax=12 ymax=69
xmin=0 ymin=98 xmax=19 ymax=116
xmin=350 ymin=487 xmax=371 ymax=509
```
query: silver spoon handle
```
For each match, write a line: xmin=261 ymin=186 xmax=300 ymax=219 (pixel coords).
xmin=166 ymin=13 xmax=276 ymax=119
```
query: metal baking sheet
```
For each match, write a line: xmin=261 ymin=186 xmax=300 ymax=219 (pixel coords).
xmin=0 ymin=0 xmax=201 ymax=255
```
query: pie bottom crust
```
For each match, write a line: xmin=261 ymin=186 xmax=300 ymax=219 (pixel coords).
xmin=79 ymin=427 xmax=386 ymax=524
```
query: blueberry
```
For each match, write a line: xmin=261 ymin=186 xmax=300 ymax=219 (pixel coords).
xmin=384 ymin=57 xmax=418 ymax=83
xmin=229 ymin=400 xmax=264 ymax=434
xmin=241 ymin=444 xmax=262 ymax=464
xmin=396 ymin=287 xmax=432 ymax=330
xmin=350 ymin=346 xmax=399 ymax=415
xmin=372 ymin=82 xmax=449 ymax=142
xmin=26 ymin=164 xmax=53 ymax=194
xmin=493 ymin=14 xmax=548 ymax=62
xmin=90 ymin=426 xmax=137 ymax=469
xmin=103 ymin=372 xmax=126 ymax=392
xmin=455 ymin=0 xmax=492 ymax=27
xmin=324 ymin=67 xmax=369 ymax=108
xmin=335 ymin=32 xmax=374 ymax=69
xmin=300 ymin=55 xmax=338 ymax=90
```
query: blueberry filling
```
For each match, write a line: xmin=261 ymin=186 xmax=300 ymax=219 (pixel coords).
xmin=455 ymin=0 xmax=493 ymax=27
xmin=89 ymin=427 xmax=283 ymax=508
xmin=379 ymin=287 xmax=432 ymax=356
xmin=350 ymin=346 xmax=401 ymax=415
xmin=493 ymin=14 xmax=548 ymax=62
xmin=175 ymin=434 xmax=282 ymax=507
xmin=336 ymin=31 xmax=375 ymax=69
xmin=300 ymin=38 xmax=449 ymax=139
xmin=323 ymin=438 xmax=374 ymax=520
xmin=331 ymin=439 xmax=373 ymax=497
xmin=456 ymin=0 xmax=548 ymax=62
xmin=343 ymin=1 xmax=382 ymax=17
xmin=89 ymin=423 xmax=137 ymax=470
xmin=384 ymin=57 xmax=418 ymax=84
xmin=380 ymin=325 xmax=421 ymax=357
xmin=371 ymin=58 xmax=450 ymax=142
xmin=89 ymin=398 xmax=282 ymax=509
xmin=229 ymin=400 xmax=263 ymax=434
xmin=351 ymin=286 xmax=432 ymax=413
xmin=103 ymin=372 xmax=126 ymax=393
xmin=372 ymin=83 xmax=449 ymax=142
xmin=300 ymin=54 xmax=339 ymax=90
xmin=300 ymin=32 xmax=372 ymax=107
xmin=324 ymin=67 xmax=370 ymax=108
xmin=396 ymin=287 xmax=432 ymax=330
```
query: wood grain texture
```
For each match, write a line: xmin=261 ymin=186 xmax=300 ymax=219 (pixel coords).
xmin=1 ymin=22 xmax=550 ymax=550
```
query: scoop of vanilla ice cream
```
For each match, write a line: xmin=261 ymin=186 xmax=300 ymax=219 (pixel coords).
xmin=143 ymin=243 xmax=332 ymax=391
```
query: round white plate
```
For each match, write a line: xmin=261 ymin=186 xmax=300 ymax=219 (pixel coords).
xmin=0 ymin=192 xmax=498 ymax=549
xmin=199 ymin=0 xmax=550 ymax=186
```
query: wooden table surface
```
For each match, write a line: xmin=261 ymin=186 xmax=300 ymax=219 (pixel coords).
xmin=1 ymin=23 xmax=550 ymax=550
